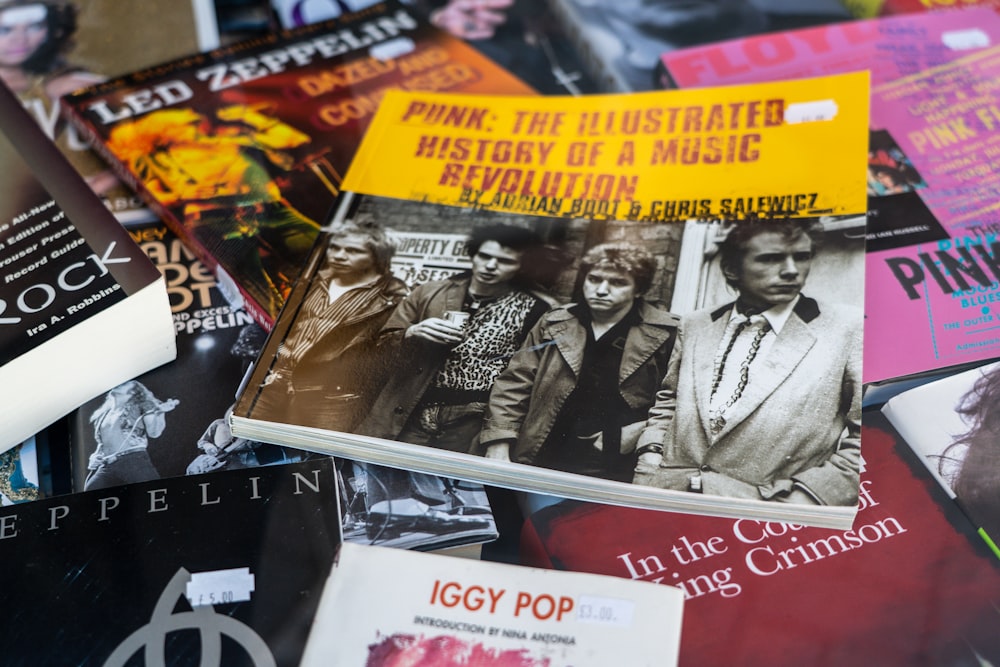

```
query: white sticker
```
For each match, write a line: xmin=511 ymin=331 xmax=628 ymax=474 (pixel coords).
xmin=784 ymin=100 xmax=838 ymax=124
xmin=942 ymin=29 xmax=990 ymax=51
xmin=0 ymin=5 xmax=47 ymax=28
xmin=371 ymin=37 xmax=416 ymax=62
xmin=185 ymin=567 xmax=255 ymax=607
xmin=576 ymin=595 xmax=635 ymax=627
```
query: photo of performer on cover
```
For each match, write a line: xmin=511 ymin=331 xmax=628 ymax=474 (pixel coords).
xmin=631 ymin=218 xmax=863 ymax=507
xmin=256 ymin=220 xmax=409 ymax=432
xmin=242 ymin=197 xmax=864 ymax=508
xmin=480 ymin=242 xmax=679 ymax=482
xmin=358 ymin=223 xmax=554 ymax=452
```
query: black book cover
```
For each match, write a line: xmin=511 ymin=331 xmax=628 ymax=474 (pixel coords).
xmin=0 ymin=78 xmax=175 ymax=452
xmin=0 ymin=457 xmax=342 ymax=666
xmin=67 ymin=220 xmax=305 ymax=491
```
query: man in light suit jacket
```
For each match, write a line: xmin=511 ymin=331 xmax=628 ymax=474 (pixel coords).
xmin=632 ymin=218 xmax=862 ymax=506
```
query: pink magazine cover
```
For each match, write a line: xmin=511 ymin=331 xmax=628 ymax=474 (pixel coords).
xmin=659 ymin=8 xmax=1000 ymax=384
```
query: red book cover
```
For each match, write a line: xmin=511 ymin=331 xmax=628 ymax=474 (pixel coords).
xmin=520 ymin=413 xmax=1000 ymax=666
xmin=60 ymin=1 xmax=534 ymax=330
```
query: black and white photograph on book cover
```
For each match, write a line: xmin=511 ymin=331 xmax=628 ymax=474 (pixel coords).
xmin=338 ymin=459 xmax=497 ymax=551
xmin=235 ymin=192 xmax=865 ymax=523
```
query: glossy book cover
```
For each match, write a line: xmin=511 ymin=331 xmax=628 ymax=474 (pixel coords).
xmin=0 ymin=458 xmax=343 ymax=666
xmin=61 ymin=0 xmax=534 ymax=329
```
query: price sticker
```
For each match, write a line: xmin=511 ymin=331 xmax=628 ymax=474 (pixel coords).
xmin=784 ymin=100 xmax=838 ymax=124
xmin=576 ymin=595 xmax=635 ymax=628
xmin=185 ymin=567 xmax=255 ymax=607
xmin=371 ymin=37 xmax=415 ymax=61
xmin=942 ymin=29 xmax=990 ymax=51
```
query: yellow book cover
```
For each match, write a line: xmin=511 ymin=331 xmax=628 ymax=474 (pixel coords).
xmin=234 ymin=72 xmax=870 ymax=529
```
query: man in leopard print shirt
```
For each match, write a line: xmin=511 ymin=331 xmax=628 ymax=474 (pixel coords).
xmin=359 ymin=224 xmax=551 ymax=453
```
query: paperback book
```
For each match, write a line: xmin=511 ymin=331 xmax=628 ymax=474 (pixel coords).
xmin=519 ymin=413 xmax=1000 ymax=666
xmin=0 ymin=80 xmax=176 ymax=454
xmin=881 ymin=360 xmax=1000 ymax=558
xmin=3 ymin=0 xmax=220 ymax=224
xmin=0 ymin=457 xmax=343 ymax=666
xmin=339 ymin=460 xmax=498 ymax=556
xmin=233 ymin=73 xmax=870 ymax=529
xmin=60 ymin=0 xmax=535 ymax=329
xmin=300 ymin=541 xmax=684 ymax=667
xmin=656 ymin=8 xmax=1000 ymax=386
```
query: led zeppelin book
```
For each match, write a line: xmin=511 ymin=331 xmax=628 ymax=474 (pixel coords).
xmin=0 ymin=80 xmax=176 ymax=454
xmin=233 ymin=73 xmax=870 ymax=530
xmin=519 ymin=412 xmax=1000 ymax=666
xmin=881 ymin=360 xmax=1000 ymax=560
xmin=5 ymin=0 xmax=220 ymax=224
xmin=657 ymin=8 xmax=1000 ymax=385
xmin=0 ymin=457 xmax=343 ymax=666
xmin=300 ymin=541 xmax=684 ymax=667
xmin=60 ymin=0 xmax=534 ymax=330
xmin=65 ymin=219 xmax=310 ymax=491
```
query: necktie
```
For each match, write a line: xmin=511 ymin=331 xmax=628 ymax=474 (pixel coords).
xmin=709 ymin=314 xmax=771 ymax=435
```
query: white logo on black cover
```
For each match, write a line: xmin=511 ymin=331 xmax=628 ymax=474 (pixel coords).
xmin=102 ymin=568 xmax=276 ymax=667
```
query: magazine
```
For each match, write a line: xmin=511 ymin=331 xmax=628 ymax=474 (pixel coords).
xmin=59 ymin=0 xmax=535 ymax=329
xmin=656 ymin=8 xmax=1000 ymax=386
xmin=543 ymin=0 xmax=851 ymax=91
xmin=300 ymin=541 xmax=684 ymax=667
xmin=232 ymin=73 xmax=870 ymax=529
xmin=881 ymin=360 xmax=1000 ymax=559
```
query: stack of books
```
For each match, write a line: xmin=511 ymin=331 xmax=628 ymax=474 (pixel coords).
xmin=4 ymin=0 xmax=1000 ymax=664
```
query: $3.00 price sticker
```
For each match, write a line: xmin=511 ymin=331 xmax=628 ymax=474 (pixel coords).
xmin=576 ymin=595 xmax=635 ymax=628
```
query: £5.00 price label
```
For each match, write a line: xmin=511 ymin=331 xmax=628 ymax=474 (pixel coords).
xmin=185 ymin=567 xmax=255 ymax=607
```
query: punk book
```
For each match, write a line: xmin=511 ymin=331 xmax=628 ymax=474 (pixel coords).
xmin=0 ymin=79 xmax=176 ymax=454
xmin=59 ymin=0 xmax=535 ymax=330
xmin=232 ymin=73 xmax=870 ymax=529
